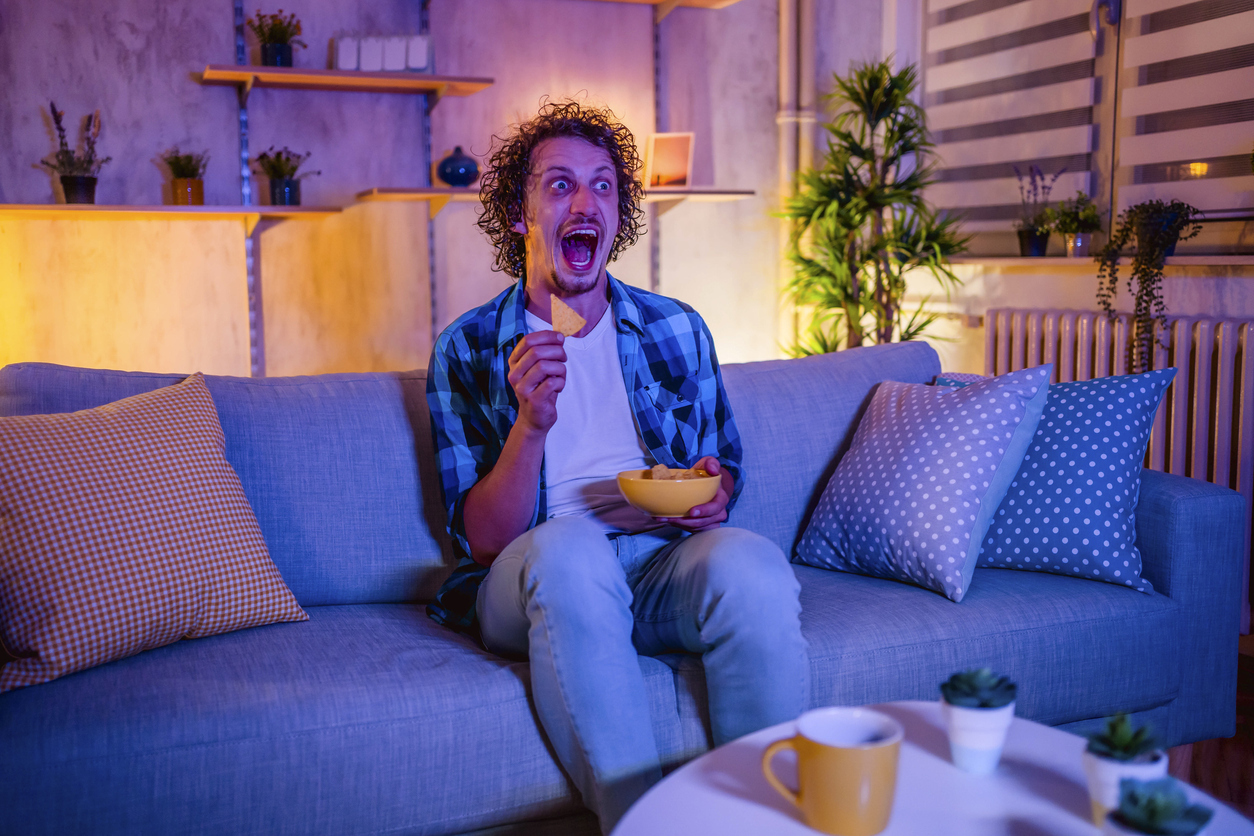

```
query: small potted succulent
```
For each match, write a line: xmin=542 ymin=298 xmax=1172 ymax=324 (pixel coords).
xmin=39 ymin=101 xmax=112 ymax=205
xmin=1013 ymin=164 xmax=1064 ymax=257
xmin=162 ymin=147 xmax=209 ymax=206
xmin=254 ymin=146 xmax=320 ymax=206
xmin=939 ymin=667 xmax=1017 ymax=774
xmin=1104 ymin=778 xmax=1213 ymax=835
xmin=1052 ymin=190 xmax=1103 ymax=257
xmin=248 ymin=10 xmax=306 ymax=67
xmin=1083 ymin=714 xmax=1169 ymax=827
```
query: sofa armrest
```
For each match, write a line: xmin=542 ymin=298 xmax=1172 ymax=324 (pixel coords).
xmin=1135 ymin=467 xmax=1244 ymax=742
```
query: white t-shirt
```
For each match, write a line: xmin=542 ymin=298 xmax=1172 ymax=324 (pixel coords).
xmin=524 ymin=306 xmax=661 ymax=534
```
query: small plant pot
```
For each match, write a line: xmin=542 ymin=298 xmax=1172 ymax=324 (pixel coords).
xmin=1082 ymin=749 xmax=1169 ymax=827
xmin=172 ymin=178 xmax=204 ymax=206
xmin=60 ymin=175 xmax=97 ymax=205
xmin=1064 ymin=233 xmax=1091 ymax=257
xmin=1017 ymin=229 xmax=1050 ymax=257
xmin=261 ymin=43 xmax=293 ymax=67
xmin=941 ymin=699 xmax=1014 ymax=774
xmin=269 ymin=178 xmax=301 ymax=206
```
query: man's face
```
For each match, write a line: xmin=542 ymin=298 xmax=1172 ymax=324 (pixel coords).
xmin=514 ymin=136 xmax=621 ymax=296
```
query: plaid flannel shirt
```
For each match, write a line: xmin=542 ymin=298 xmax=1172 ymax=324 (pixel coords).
xmin=426 ymin=274 xmax=745 ymax=634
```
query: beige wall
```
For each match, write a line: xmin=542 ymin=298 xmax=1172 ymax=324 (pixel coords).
xmin=0 ymin=214 xmax=251 ymax=375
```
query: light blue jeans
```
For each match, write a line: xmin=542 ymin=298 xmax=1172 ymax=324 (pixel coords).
xmin=476 ymin=517 xmax=809 ymax=833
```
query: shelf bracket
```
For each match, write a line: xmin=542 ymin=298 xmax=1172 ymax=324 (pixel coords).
xmin=655 ymin=0 xmax=682 ymax=23
xmin=653 ymin=197 xmax=685 ymax=216
xmin=238 ymin=74 xmax=256 ymax=105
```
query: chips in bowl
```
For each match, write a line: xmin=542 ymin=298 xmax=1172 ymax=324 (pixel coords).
xmin=617 ymin=467 xmax=720 ymax=518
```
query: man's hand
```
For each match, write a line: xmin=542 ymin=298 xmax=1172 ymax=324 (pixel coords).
xmin=654 ymin=456 xmax=733 ymax=533
xmin=508 ymin=331 xmax=567 ymax=434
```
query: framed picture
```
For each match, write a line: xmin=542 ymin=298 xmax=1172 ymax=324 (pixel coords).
xmin=644 ymin=133 xmax=694 ymax=188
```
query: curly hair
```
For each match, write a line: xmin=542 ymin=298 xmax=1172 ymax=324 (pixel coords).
xmin=477 ymin=100 xmax=646 ymax=279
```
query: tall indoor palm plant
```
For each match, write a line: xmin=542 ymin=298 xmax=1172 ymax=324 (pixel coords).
xmin=783 ymin=60 xmax=967 ymax=354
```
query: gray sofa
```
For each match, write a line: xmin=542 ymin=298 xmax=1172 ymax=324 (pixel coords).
xmin=0 ymin=341 xmax=1243 ymax=836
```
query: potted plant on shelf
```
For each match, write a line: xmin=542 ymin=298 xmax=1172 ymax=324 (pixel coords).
xmin=1052 ymin=190 xmax=1102 ymax=257
xmin=1013 ymin=164 xmax=1063 ymax=256
xmin=1104 ymin=778 xmax=1213 ymax=835
xmin=39 ymin=101 xmax=111 ymax=205
xmin=1095 ymin=198 xmax=1203 ymax=373
xmin=1082 ymin=713 xmax=1169 ymax=827
xmin=254 ymin=146 xmax=319 ymax=206
xmin=781 ymin=59 xmax=968 ymax=356
xmin=162 ymin=147 xmax=209 ymax=206
xmin=938 ymin=667 xmax=1016 ymax=774
xmin=248 ymin=10 xmax=306 ymax=67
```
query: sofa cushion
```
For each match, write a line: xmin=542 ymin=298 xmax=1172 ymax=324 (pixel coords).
xmin=797 ymin=564 xmax=1182 ymax=725
xmin=0 ymin=364 xmax=453 ymax=606
xmin=724 ymin=342 xmax=942 ymax=556
xmin=794 ymin=365 xmax=1052 ymax=601
xmin=978 ymin=370 xmax=1175 ymax=592
xmin=0 ymin=373 xmax=307 ymax=693
xmin=0 ymin=603 xmax=694 ymax=836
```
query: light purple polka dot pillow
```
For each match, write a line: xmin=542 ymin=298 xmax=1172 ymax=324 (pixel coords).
xmin=794 ymin=365 xmax=1052 ymax=602
xmin=977 ymin=369 xmax=1176 ymax=591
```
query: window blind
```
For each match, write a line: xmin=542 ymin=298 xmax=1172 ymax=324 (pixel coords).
xmin=1116 ymin=0 xmax=1254 ymax=214
xmin=923 ymin=0 xmax=1097 ymax=230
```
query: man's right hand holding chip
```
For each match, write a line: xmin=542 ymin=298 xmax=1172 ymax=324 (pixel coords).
xmin=508 ymin=331 xmax=567 ymax=434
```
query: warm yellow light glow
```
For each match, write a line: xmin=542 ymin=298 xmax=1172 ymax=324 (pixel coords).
xmin=1187 ymin=162 xmax=1208 ymax=178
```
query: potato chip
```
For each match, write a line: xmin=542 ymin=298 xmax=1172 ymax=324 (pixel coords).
xmin=648 ymin=464 xmax=708 ymax=480
xmin=551 ymin=296 xmax=586 ymax=337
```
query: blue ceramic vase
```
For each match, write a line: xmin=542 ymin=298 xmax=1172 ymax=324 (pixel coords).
xmin=437 ymin=146 xmax=479 ymax=187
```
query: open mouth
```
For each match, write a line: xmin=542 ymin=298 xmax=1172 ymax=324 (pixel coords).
xmin=560 ymin=228 xmax=599 ymax=271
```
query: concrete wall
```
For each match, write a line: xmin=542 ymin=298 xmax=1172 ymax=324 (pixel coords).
xmin=0 ymin=1 xmax=427 ymax=208
xmin=0 ymin=0 xmax=894 ymax=369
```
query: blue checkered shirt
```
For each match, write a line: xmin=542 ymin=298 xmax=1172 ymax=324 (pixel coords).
xmin=425 ymin=275 xmax=745 ymax=634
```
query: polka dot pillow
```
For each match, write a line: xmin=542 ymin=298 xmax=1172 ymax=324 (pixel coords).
xmin=794 ymin=364 xmax=1052 ymax=602
xmin=977 ymin=369 xmax=1176 ymax=591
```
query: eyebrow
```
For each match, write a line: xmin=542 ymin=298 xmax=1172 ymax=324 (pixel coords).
xmin=536 ymin=164 xmax=615 ymax=178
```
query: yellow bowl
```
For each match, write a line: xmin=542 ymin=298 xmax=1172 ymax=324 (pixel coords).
xmin=616 ymin=469 xmax=721 ymax=518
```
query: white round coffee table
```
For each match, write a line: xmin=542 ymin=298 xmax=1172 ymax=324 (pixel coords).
xmin=614 ymin=700 xmax=1253 ymax=835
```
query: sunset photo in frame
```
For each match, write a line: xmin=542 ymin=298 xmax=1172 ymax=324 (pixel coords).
xmin=645 ymin=133 xmax=694 ymax=188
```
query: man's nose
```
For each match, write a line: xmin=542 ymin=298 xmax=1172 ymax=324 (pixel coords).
xmin=570 ymin=182 xmax=597 ymax=216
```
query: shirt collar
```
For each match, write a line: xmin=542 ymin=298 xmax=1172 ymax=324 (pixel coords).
xmin=495 ymin=273 xmax=644 ymax=350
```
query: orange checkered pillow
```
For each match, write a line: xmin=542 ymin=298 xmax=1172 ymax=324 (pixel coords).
xmin=0 ymin=373 xmax=307 ymax=692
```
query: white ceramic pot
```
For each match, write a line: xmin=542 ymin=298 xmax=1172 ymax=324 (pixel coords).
xmin=1082 ymin=749 xmax=1169 ymax=827
xmin=940 ymin=699 xmax=1015 ymax=774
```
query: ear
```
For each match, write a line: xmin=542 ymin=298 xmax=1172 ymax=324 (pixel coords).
xmin=512 ymin=217 xmax=527 ymax=235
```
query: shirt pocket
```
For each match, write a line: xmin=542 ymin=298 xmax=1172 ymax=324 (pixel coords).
xmin=643 ymin=379 xmax=697 ymax=413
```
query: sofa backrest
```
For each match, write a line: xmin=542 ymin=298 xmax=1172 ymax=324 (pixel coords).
xmin=0 ymin=365 xmax=453 ymax=607
xmin=0 ymin=341 xmax=940 ymax=605
xmin=723 ymin=341 xmax=940 ymax=556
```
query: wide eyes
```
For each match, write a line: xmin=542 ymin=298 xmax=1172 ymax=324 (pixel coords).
xmin=547 ymin=177 xmax=614 ymax=194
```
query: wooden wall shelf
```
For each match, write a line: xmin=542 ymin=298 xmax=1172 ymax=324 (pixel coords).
xmin=577 ymin=0 xmax=743 ymax=22
xmin=200 ymin=65 xmax=493 ymax=103
xmin=951 ymin=256 xmax=1254 ymax=267
xmin=356 ymin=187 xmax=755 ymax=218
xmin=0 ymin=204 xmax=340 ymax=235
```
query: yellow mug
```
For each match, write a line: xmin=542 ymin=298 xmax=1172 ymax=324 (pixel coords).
xmin=761 ymin=706 xmax=904 ymax=836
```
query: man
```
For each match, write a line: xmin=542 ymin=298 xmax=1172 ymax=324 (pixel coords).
xmin=426 ymin=100 xmax=808 ymax=833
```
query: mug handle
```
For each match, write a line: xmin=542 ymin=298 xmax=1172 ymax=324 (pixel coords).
xmin=761 ymin=737 xmax=800 ymax=808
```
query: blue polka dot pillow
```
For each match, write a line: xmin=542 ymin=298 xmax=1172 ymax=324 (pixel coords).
xmin=977 ymin=369 xmax=1176 ymax=592
xmin=794 ymin=365 xmax=1052 ymax=602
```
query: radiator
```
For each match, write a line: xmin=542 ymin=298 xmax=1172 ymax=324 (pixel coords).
xmin=985 ymin=308 xmax=1254 ymax=634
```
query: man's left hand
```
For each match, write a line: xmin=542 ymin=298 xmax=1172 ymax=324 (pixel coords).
xmin=654 ymin=456 xmax=732 ymax=533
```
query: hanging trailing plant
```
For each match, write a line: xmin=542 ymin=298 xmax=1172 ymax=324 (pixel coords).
xmin=781 ymin=59 xmax=968 ymax=354
xmin=1095 ymin=199 xmax=1202 ymax=373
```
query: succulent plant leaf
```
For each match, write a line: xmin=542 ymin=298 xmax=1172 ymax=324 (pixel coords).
xmin=1086 ymin=714 xmax=1160 ymax=761
xmin=939 ymin=667 xmax=1016 ymax=708
xmin=1112 ymin=778 xmax=1213 ymax=835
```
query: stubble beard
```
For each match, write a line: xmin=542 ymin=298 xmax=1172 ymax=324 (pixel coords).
xmin=551 ymin=268 xmax=600 ymax=295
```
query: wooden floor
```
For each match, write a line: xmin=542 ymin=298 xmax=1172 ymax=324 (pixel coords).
xmin=1170 ymin=637 xmax=1254 ymax=820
